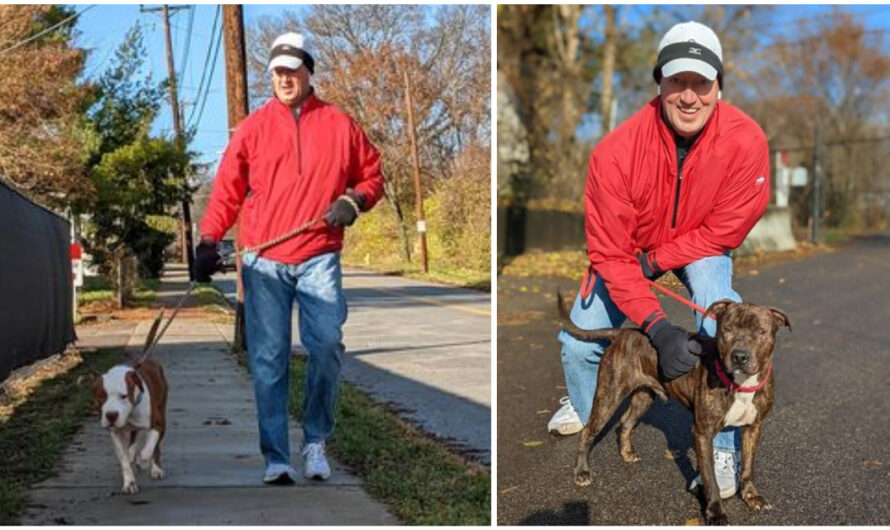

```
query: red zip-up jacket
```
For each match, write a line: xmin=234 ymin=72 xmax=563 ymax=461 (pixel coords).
xmin=585 ymin=97 xmax=770 ymax=327
xmin=201 ymin=93 xmax=385 ymax=264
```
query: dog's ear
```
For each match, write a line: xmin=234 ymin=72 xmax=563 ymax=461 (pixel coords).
xmin=703 ymin=299 xmax=734 ymax=322
xmin=125 ymin=370 xmax=144 ymax=404
xmin=769 ymin=307 xmax=792 ymax=332
xmin=91 ymin=374 xmax=106 ymax=407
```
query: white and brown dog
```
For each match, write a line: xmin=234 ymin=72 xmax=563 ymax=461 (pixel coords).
xmin=93 ymin=359 xmax=168 ymax=494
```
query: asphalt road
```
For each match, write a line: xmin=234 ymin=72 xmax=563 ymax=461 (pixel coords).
xmin=497 ymin=235 xmax=890 ymax=525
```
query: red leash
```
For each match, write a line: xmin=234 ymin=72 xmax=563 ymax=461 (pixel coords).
xmin=645 ymin=278 xmax=716 ymax=321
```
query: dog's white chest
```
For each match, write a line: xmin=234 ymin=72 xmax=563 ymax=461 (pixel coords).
xmin=722 ymin=376 xmax=760 ymax=427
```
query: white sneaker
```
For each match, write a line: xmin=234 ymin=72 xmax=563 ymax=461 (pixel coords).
xmin=302 ymin=442 xmax=332 ymax=480
xmin=547 ymin=396 xmax=583 ymax=435
xmin=688 ymin=449 xmax=739 ymax=499
xmin=263 ymin=463 xmax=298 ymax=485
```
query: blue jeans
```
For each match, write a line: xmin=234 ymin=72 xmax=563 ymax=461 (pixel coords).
xmin=242 ymin=250 xmax=347 ymax=467
xmin=557 ymin=254 xmax=741 ymax=453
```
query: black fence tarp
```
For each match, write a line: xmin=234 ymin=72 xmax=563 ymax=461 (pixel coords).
xmin=0 ymin=180 xmax=75 ymax=382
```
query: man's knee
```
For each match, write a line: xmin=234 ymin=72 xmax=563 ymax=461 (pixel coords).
xmin=558 ymin=329 xmax=606 ymax=365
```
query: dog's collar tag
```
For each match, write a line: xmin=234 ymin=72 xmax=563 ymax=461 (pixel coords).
xmin=714 ymin=359 xmax=772 ymax=393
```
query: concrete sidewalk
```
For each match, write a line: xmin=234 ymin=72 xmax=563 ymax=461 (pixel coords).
xmin=22 ymin=267 xmax=396 ymax=525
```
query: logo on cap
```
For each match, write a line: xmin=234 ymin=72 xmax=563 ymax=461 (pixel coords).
xmin=689 ymin=46 xmax=702 ymax=56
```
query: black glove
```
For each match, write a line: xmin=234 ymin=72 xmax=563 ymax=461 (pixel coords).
xmin=324 ymin=190 xmax=365 ymax=228
xmin=637 ymin=251 xmax=661 ymax=280
xmin=646 ymin=318 xmax=702 ymax=380
xmin=194 ymin=240 xmax=221 ymax=283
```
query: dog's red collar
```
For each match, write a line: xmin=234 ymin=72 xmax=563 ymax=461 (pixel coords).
xmin=714 ymin=359 xmax=772 ymax=393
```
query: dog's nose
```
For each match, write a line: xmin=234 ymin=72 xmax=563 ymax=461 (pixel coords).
xmin=105 ymin=411 xmax=119 ymax=424
xmin=731 ymin=349 xmax=750 ymax=366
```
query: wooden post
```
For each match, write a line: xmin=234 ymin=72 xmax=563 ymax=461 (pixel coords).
xmin=402 ymin=69 xmax=429 ymax=273
xmin=222 ymin=4 xmax=250 ymax=353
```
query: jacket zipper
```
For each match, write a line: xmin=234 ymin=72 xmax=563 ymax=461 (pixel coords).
xmin=671 ymin=165 xmax=682 ymax=228
xmin=293 ymin=106 xmax=302 ymax=176
xmin=670 ymin=138 xmax=693 ymax=229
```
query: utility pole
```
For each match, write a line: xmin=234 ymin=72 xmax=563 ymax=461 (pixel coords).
xmin=141 ymin=4 xmax=195 ymax=279
xmin=403 ymin=69 xmax=429 ymax=273
xmin=222 ymin=5 xmax=250 ymax=353
xmin=812 ymin=122 xmax=822 ymax=244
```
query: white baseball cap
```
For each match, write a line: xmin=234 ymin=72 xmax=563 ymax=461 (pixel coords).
xmin=653 ymin=21 xmax=723 ymax=85
xmin=268 ymin=32 xmax=315 ymax=74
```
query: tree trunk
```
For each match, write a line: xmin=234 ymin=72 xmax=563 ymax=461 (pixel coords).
xmin=383 ymin=180 xmax=412 ymax=262
xmin=600 ymin=5 xmax=617 ymax=136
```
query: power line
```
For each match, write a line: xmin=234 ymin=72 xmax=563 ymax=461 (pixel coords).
xmin=0 ymin=5 xmax=96 ymax=55
xmin=177 ymin=4 xmax=195 ymax=84
xmin=186 ymin=5 xmax=220 ymax=127
xmin=188 ymin=19 xmax=223 ymax=133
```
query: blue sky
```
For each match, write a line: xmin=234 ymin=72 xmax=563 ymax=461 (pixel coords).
xmin=72 ymin=4 xmax=890 ymax=163
xmin=74 ymin=4 xmax=307 ymax=171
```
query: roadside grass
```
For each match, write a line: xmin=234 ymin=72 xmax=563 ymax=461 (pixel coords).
xmin=0 ymin=348 xmax=124 ymax=524
xmin=79 ymin=276 xmax=161 ymax=306
xmin=287 ymin=356 xmax=490 ymax=525
xmin=191 ymin=283 xmax=233 ymax=314
xmin=344 ymin=260 xmax=491 ymax=292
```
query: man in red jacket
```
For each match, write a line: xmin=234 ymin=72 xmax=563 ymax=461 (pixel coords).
xmin=194 ymin=32 xmax=384 ymax=485
xmin=548 ymin=21 xmax=770 ymax=499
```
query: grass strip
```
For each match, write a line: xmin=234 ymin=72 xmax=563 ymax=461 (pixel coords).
xmin=79 ymin=276 xmax=161 ymax=306
xmin=0 ymin=348 xmax=124 ymax=524
xmin=288 ymin=356 xmax=490 ymax=525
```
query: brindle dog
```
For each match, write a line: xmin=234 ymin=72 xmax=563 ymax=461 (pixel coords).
xmin=558 ymin=292 xmax=790 ymax=525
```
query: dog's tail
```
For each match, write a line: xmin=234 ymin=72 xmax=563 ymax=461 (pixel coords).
xmin=557 ymin=290 xmax=621 ymax=342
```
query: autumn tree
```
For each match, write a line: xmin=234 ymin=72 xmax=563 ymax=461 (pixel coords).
xmin=737 ymin=10 xmax=890 ymax=229
xmin=497 ymin=5 xmax=601 ymax=203
xmin=0 ymin=5 xmax=94 ymax=209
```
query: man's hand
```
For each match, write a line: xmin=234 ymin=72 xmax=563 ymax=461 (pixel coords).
xmin=323 ymin=190 xmax=365 ymax=228
xmin=636 ymin=251 xmax=661 ymax=280
xmin=645 ymin=318 xmax=702 ymax=379
xmin=194 ymin=240 xmax=221 ymax=283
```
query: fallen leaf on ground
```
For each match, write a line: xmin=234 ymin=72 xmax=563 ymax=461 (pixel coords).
xmin=664 ymin=449 xmax=678 ymax=461
xmin=684 ymin=518 xmax=701 ymax=525
xmin=748 ymin=269 xmax=760 ymax=276
xmin=520 ymin=286 xmax=528 ymax=292
xmin=555 ymin=385 xmax=566 ymax=390
xmin=523 ymin=440 xmax=544 ymax=447
xmin=536 ymin=409 xmax=551 ymax=415
xmin=863 ymin=460 xmax=883 ymax=467
xmin=500 ymin=486 xmax=518 ymax=494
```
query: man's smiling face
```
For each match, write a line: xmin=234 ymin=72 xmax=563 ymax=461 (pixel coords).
xmin=659 ymin=71 xmax=719 ymax=138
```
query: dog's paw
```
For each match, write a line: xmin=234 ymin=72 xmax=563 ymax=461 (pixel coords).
xmin=619 ymin=449 xmax=641 ymax=463
xmin=744 ymin=494 xmax=773 ymax=512
xmin=150 ymin=464 xmax=165 ymax=480
xmin=121 ymin=480 xmax=140 ymax=495
xmin=135 ymin=457 xmax=151 ymax=470
xmin=705 ymin=513 xmax=729 ymax=526
xmin=705 ymin=504 xmax=729 ymax=526
xmin=573 ymin=471 xmax=592 ymax=487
